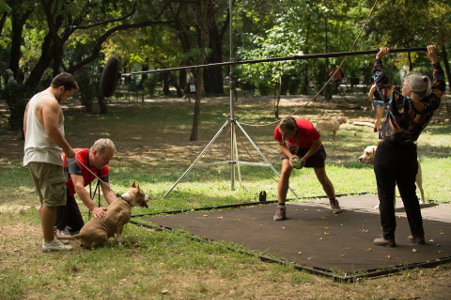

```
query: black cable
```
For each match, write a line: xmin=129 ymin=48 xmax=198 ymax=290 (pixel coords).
xmin=122 ymin=48 xmax=427 ymax=76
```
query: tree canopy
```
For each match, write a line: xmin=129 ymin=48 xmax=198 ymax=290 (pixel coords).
xmin=0 ymin=0 xmax=450 ymax=131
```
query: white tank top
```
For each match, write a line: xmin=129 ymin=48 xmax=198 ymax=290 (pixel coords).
xmin=23 ymin=92 xmax=65 ymax=166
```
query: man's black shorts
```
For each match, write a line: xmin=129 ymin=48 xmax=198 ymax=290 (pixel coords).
xmin=279 ymin=145 xmax=327 ymax=168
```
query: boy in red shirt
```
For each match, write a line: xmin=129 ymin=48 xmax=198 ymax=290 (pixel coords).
xmin=273 ymin=116 xmax=342 ymax=221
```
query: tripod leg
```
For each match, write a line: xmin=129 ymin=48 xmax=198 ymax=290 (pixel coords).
xmin=163 ymin=120 xmax=231 ymax=198
xmin=233 ymin=126 xmax=242 ymax=185
xmin=235 ymin=121 xmax=299 ymax=198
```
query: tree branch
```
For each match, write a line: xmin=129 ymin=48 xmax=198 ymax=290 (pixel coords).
xmin=73 ymin=5 xmax=137 ymax=30
xmin=68 ymin=18 xmax=174 ymax=73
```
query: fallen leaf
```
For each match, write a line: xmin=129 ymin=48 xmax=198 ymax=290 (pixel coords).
xmin=298 ymin=252 xmax=302 ymax=255
xmin=217 ymin=216 xmax=223 ymax=219
xmin=386 ymin=255 xmax=391 ymax=259
xmin=325 ymin=227 xmax=329 ymax=230
xmin=367 ymin=248 xmax=373 ymax=252
xmin=344 ymin=248 xmax=350 ymax=250
xmin=282 ymin=227 xmax=286 ymax=230
xmin=203 ymin=215 xmax=208 ymax=217
xmin=438 ymin=250 xmax=443 ymax=254
xmin=319 ymin=237 xmax=323 ymax=241
xmin=161 ymin=289 xmax=169 ymax=295
xmin=412 ymin=248 xmax=417 ymax=252
xmin=321 ymin=216 xmax=327 ymax=219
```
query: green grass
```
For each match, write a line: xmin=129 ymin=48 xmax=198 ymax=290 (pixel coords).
xmin=1 ymin=95 xmax=451 ymax=299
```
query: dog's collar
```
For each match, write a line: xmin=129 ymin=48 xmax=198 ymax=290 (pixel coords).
xmin=119 ymin=196 xmax=132 ymax=207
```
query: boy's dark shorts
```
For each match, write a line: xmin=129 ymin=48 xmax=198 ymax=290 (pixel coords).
xmin=279 ymin=145 xmax=327 ymax=168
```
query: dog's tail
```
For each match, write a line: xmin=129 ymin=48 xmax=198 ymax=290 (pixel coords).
xmin=57 ymin=233 xmax=83 ymax=240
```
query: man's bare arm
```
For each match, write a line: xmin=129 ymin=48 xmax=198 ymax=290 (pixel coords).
xmin=40 ymin=98 xmax=75 ymax=158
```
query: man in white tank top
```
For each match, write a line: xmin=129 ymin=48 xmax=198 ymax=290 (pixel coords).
xmin=23 ymin=72 xmax=78 ymax=252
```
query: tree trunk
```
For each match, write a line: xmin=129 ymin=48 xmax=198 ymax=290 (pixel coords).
xmin=162 ymin=73 xmax=170 ymax=96
xmin=190 ymin=0 xmax=210 ymax=141
xmin=98 ymin=94 xmax=108 ymax=114
xmin=440 ymin=45 xmax=451 ymax=121
xmin=302 ymin=16 xmax=311 ymax=94
xmin=9 ymin=10 xmax=32 ymax=77
xmin=274 ymin=75 xmax=282 ymax=119
xmin=203 ymin=6 xmax=228 ymax=95
xmin=408 ymin=52 xmax=413 ymax=71
xmin=24 ymin=33 xmax=54 ymax=89
xmin=440 ymin=45 xmax=451 ymax=94
xmin=324 ymin=15 xmax=332 ymax=101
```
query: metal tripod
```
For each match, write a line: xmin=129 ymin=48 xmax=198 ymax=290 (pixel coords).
xmin=163 ymin=0 xmax=298 ymax=198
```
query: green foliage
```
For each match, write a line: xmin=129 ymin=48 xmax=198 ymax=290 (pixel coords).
xmin=237 ymin=6 xmax=308 ymax=95
xmin=75 ymin=68 xmax=102 ymax=112
xmin=0 ymin=1 xmax=12 ymax=13
xmin=3 ymin=81 xmax=27 ymax=132
xmin=143 ymin=73 xmax=158 ymax=97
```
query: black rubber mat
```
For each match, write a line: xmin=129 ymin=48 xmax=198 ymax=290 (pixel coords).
xmin=141 ymin=195 xmax=451 ymax=274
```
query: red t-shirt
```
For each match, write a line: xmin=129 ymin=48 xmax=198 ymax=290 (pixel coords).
xmin=62 ymin=148 xmax=109 ymax=196
xmin=274 ymin=119 xmax=320 ymax=149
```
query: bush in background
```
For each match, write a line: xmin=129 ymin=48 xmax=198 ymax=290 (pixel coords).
xmin=3 ymin=81 xmax=27 ymax=135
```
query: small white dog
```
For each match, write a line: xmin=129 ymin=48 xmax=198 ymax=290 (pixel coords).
xmin=359 ymin=145 xmax=425 ymax=208
xmin=315 ymin=116 xmax=347 ymax=139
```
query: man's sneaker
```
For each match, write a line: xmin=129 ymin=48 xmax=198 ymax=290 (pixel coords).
xmin=408 ymin=235 xmax=426 ymax=245
xmin=329 ymin=199 xmax=343 ymax=214
xmin=42 ymin=238 xmax=73 ymax=252
xmin=373 ymin=237 xmax=396 ymax=248
xmin=55 ymin=226 xmax=72 ymax=238
xmin=273 ymin=205 xmax=286 ymax=221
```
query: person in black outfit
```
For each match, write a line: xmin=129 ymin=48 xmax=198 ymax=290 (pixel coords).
xmin=372 ymin=45 xmax=445 ymax=247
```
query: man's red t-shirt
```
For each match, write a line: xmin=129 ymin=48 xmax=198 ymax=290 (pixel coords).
xmin=274 ymin=119 xmax=320 ymax=149
xmin=62 ymin=148 xmax=109 ymax=196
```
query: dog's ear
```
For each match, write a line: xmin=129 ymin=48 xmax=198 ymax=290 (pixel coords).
xmin=131 ymin=181 xmax=136 ymax=188
xmin=372 ymin=147 xmax=376 ymax=156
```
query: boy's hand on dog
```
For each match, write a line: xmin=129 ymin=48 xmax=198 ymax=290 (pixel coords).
xmin=92 ymin=207 xmax=108 ymax=219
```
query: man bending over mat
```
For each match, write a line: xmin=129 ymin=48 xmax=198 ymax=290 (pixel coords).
xmin=273 ymin=116 xmax=342 ymax=221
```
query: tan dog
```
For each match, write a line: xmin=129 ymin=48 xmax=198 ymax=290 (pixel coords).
xmin=315 ymin=116 xmax=347 ymax=139
xmin=58 ymin=182 xmax=149 ymax=248
xmin=359 ymin=146 xmax=425 ymax=208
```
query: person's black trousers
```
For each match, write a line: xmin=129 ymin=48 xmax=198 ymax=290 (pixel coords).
xmin=374 ymin=141 xmax=424 ymax=240
xmin=55 ymin=191 xmax=85 ymax=233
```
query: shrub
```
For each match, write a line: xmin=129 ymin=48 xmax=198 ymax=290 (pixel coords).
xmin=75 ymin=68 xmax=96 ymax=112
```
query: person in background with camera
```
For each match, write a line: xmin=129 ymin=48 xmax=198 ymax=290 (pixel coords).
xmin=372 ymin=45 xmax=445 ymax=248
xmin=273 ymin=116 xmax=342 ymax=221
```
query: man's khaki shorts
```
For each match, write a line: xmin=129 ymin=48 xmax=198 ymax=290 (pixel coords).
xmin=27 ymin=162 xmax=67 ymax=207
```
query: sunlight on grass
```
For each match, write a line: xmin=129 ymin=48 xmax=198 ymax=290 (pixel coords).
xmin=1 ymin=97 xmax=451 ymax=299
